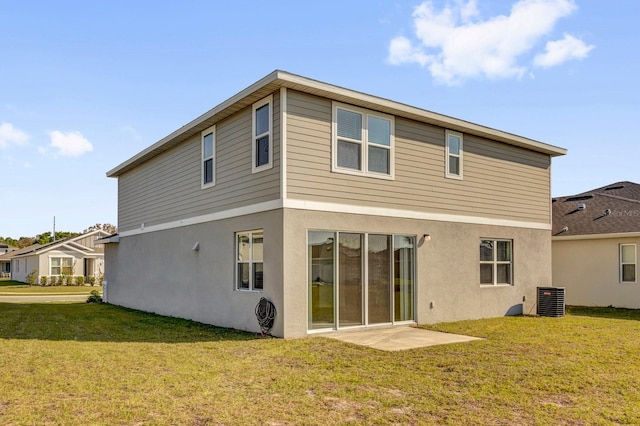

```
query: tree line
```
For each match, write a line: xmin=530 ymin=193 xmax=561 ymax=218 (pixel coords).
xmin=0 ymin=223 xmax=116 ymax=248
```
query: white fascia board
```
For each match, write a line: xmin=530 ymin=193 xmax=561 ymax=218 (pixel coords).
xmin=275 ymin=71 xmax=567 ymax=157
xmin=107 ymin=71 xmax=280 ymax=177
xmin=96 ymin=235 xmax=120 ymax=244
xmin=552 ymin=232 xmax=640 ymax=241
xmin=39 ymin=243 xmax=90 ymax=256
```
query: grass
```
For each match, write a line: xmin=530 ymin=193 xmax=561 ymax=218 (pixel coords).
xmin=0 ymin=304 xmax=639 ymax=425
xmin=0 ymin=280 xmax=100 ymax=295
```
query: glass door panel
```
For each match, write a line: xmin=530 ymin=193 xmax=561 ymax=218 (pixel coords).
xmin=394 ymin=235 xmax=415 ymax=322
xmin=308 ymin=232 xmax=335 ymax=330
xmin=339 ymin=233 xmax=363 ymax=327
xmin=368 ymin=234 xmax=392 ymax=324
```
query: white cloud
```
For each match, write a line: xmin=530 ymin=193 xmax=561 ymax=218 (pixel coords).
xmin=389 ymin=36 xmax=430 ymax=66
xmin=0 ymin=122 xmax=29 ymax=148
xmin=534 ymin=34 xmax=594 ymax=68
xmin=49 ymin=130 xmax=93 ymax=157
xmin=389 ymin=0 xmax=593 ymax=85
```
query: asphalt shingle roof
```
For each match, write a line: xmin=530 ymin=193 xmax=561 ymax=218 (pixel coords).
xmin=552 ymin=181 xmax=640 ymax=236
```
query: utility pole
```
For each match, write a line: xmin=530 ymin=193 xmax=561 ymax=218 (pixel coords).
xmin=53 ymin=216 xmax=56 ymax=242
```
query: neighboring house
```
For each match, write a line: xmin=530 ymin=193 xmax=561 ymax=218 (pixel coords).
xmin=0 ymin=244 xmax=18 ymax=277
xmin=10 ymin=230 xmax=108 ymax=283
xmin=0 ymin=244 xmax=16 ymax=255
xmin=101 ymin=70 xmax=566 ymax=338
xmin=552 ymin=181 xmax=640 ymax=308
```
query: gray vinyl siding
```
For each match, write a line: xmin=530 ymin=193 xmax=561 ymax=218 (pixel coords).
xmin=286 ymin=90 xmax=551 ymax=224
xmin=118 ymin=92 xmax=281 ymax=231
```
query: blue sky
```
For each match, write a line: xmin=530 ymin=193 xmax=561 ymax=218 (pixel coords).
xmin=1 ymin=0 xmax=638 ymax=238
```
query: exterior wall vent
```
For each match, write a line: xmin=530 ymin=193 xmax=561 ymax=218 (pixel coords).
xmin=577 ymin=203 xmax=586 ymax=210
xmin=537 ymin=287 xmax=565 ymax=317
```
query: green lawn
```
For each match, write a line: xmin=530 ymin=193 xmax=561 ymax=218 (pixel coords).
xmin=0 ymin=280 xmax=100 ymax=295
xmin=0 ymin=304 xmax=638 ymax=425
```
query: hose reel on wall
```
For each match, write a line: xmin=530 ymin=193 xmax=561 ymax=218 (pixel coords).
xmin=255 ymin=297 xmax=276 ymax=336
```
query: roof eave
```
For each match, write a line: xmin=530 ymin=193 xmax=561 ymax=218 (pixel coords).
xmin=106 ymin=70 xmax=567 ymax=177
xmin=553 ymin=231 xmax=640 ymax=241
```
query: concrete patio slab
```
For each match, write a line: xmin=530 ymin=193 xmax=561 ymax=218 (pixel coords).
xmin=320 ymin=325 xmax=483 ymax=351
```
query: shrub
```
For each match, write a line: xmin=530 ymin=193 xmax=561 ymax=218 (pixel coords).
xmin=40 ymin=276 xmax=48 ymax=286
xmin=26 ymin=270 xmax=38 ymax=286
xmin=56 ymin=276 xmax=64 ymax=286
xmin=75 ymin=276 xmax=85 ymax=286
xmin=86 ymin=290 xmax=102 ymax=303
xmin=97 ymin=273 xmax=104 ymax=286
xmin=88 ymin=276 xmax=96 ymax=286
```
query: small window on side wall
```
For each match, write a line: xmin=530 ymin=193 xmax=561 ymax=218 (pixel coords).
xmin=445 ymin=130 xmax=463 ymax=179
xmin=236 ymin=230 xmax=264 ymax=291
xmin=201 ymin=125 xmax=216 ymax=188
xmin=620 ymin=244 xmax=637 ymax=283
xmin=252 ymin=95 xmax=273 ymax=173
xmin=480 ymin=239 xmax=513 ymax=285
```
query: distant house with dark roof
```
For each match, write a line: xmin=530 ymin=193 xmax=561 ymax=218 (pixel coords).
xmin=552 ymin=181 xmax=640 ymax=308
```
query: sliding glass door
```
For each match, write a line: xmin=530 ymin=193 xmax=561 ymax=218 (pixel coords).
xmin=308 ymin=231 xmax=415 ymax=330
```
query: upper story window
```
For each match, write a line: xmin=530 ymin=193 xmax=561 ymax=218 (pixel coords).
xmin=201 ymin=125 xmax=216 ymax=188
xmin=332 ymin=103 xmax=394 ymax=179
xmin=236 ymin=229 xmax=264 ymax=291
xmin=620 ymin=244 xmax=637 ymax=283
xmin=252 ymin=95 xmax=273 ymax=173
xmin=445 ymin=130 xmax=463 ymax=179
xmin=480 ymin=239 xmax=513 ymax=285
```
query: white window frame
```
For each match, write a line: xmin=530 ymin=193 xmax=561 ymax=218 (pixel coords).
xmin=201 ymin=125 xmax=216 ymax=189
xmin=235 ymin=229 xmax=264 ymax=292
xmin=620 ymin=244 xmax=637 ymax=283
xmin=445 ymin=130 xmax=463 ymax=180
xmin=332 ymin=102 xmax=395 ymax=180
xmin=49 ymin=256 xmax=74 ymax=276
xmin=252 ymin=95 xmax=273 ymax=174
xmin=480 ymin=239 xmax=513 ymax=286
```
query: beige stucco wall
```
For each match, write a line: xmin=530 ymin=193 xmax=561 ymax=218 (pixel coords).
xmin=104 ymin=209 xmax=284 ymax=336
xmin=105 ymin=208 xmax=551 ymax=338
xmin=282 ymin=209 xmax=552 ymax=338
xmin=553 ymin=237 xmax=640 ymax=308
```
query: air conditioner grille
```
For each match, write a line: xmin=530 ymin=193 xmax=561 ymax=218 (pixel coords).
xmin=537 ymin=287 xmax=565 ymax=317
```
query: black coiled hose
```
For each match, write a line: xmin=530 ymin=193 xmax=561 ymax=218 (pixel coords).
xmin=255 ymin=297 xmax=276 ymax=336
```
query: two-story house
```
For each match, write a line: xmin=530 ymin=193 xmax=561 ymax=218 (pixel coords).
xmin=101 ymin=70 xmax=566 ymax=338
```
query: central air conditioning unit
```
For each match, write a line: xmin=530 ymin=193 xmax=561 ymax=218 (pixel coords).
xmin=537 ymin=287 xmax=565 ymax=317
